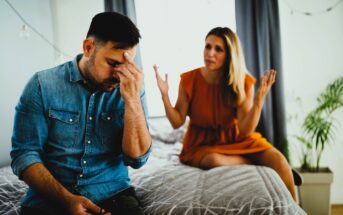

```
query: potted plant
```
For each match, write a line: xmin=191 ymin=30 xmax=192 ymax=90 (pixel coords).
xmin=292 ymin=77 xmax=343 ymax=215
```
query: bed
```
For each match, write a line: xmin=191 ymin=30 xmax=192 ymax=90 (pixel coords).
xmin=0 ymin=117 xmax=306 ymax=215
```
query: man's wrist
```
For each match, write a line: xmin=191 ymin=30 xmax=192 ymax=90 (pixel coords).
xmin=57 ymin=189 xmax=76 ymax=206
xmin=125 ymin=98 xmax=141 ymax=107
xmin=124 ymin=99 xmax=144 ymax=115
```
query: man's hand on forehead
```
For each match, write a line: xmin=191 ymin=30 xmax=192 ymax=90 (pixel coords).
xmin=115 ymin=52 xmax=141 ymax=74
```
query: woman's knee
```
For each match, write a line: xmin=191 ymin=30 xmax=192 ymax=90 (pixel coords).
xmin=255 ymin=149 xmax=288 ymax=169
xmin=199 ymin=153 xmax=222 ymax=169
xmin=200 ymin=153 xmax=251 ymax=169
xmin=268 ymin=150 xmax=291 ymax=172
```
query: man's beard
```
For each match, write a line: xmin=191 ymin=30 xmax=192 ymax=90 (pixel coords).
xmin=101 ymin=77 xmax=120 ymax=91
xmin=84 ymin=54 xmax=120 ymax=92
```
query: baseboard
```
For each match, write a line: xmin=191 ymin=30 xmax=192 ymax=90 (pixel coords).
xmin=332 ymin=204 xmax=343 ymax=215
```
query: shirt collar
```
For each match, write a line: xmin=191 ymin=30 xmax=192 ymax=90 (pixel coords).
xmin=69 ymin=54 xmax=85 ymax=83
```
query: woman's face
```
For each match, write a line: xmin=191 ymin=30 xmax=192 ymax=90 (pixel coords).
xmin=203 ymin=35 xmax=227 ymax=72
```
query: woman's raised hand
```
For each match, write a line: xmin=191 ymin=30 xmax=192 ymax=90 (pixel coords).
xmin=254 ymin=69 xmax=276 ymax=107
xmin=153 ymin=64 xmax=169 ymax=96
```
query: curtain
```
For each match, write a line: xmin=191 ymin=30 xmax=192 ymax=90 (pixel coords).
xmin=235 ymin=0 xmax=288 ymax=157
xmin=104 ymin=0 xmax=143 ymax=68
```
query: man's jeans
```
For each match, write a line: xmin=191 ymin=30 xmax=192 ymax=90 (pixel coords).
xmin=21 ymin=187 xmax=143 ymax=215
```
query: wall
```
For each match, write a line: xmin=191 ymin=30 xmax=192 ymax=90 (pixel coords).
xmin=0 ymin=0 xmax=104 ymax=167
xmin=0 ymin=0 xmax=55 ymax=167
xmin=50 ymin=0 xmax=104 ymax=59
xmin=279 ymin=0 xmax=343 ymax=203
xmin=135 ymin=0 xmax=236 ymax=116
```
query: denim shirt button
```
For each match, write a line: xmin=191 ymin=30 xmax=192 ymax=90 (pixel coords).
xmin=69 ymin=118 xmax=73 ymax=122
xmin=107 ymin=116 xmax=111 ymax=120
xmin=79 ymin=174 xmax=83 ymax=178
xmin=83 ymin=160 xmax=87 ymax=164
xmin=87 ymin=140 xmax=91 ymax=144
xmin=89 ymin=116 xmax=93 ymax=120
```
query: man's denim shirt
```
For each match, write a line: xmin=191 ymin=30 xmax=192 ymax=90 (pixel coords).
xmin=11 ymin=55 xmax=151 ymax=210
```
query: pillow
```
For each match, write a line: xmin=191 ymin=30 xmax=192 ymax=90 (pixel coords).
xmin=147 ymin=116 xmax=188 ymax=144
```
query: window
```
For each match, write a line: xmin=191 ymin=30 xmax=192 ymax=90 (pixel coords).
xmin=135 ymin=0 xmax=236 ymax=116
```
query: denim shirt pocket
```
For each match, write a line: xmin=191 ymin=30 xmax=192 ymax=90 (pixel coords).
xmin=48 ymin=109 xmax=80 ymax=147
xmin=99 ymin=109 xmax=124 ymax=154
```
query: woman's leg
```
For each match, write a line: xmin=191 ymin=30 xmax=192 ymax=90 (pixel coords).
xmin=245 ymin=148 xmax=297 ymax=201
xmin=199 ymin=153 xmax=251 ymax=169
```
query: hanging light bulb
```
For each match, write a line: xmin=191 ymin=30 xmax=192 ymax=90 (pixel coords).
xmin=19 ymin=24 xmax=30 ymax=39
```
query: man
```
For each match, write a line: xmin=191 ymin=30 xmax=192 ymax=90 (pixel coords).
xmin=11 ymin=12 xmax=151 ymax=215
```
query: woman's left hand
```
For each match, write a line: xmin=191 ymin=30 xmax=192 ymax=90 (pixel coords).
xmin=254 ymin=69 xmax=276 ymax=107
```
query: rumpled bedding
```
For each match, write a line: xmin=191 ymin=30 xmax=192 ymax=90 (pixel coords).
xmin=0 ymin=118 xmax=306 ymax=214
xmin=0 ymin=166 xmax=26 ymax=215
xmin=129 ymin=140 xmax=306 ymax=215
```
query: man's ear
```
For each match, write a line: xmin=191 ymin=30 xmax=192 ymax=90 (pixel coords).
xmin=82 ymin=38 xmax=95 ymax=58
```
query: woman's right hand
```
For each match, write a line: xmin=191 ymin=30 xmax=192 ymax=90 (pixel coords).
xmin=153 ymin=64 xmax=169 ymax=96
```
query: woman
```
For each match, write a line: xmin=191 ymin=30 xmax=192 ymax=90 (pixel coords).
xmin=154 ymin=27 xmax=296 ymax=201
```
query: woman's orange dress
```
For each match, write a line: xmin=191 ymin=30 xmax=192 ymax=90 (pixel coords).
xmin=179 ymin=68 xmax=273 ymax=167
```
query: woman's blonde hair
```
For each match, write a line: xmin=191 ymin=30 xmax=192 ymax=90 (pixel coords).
xmin=206 ymin=27 xmax=248 ymax=107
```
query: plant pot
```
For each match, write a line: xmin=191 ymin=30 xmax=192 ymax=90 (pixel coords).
xmin=296 ymin=167 xmax=333 ymax=215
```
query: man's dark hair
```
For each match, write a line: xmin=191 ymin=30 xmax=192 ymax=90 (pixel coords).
xmin=87 ymin=12 xmax=141 ymax=49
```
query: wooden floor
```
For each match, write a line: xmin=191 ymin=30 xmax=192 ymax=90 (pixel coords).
xmin=332 ymin=205 xmax=343 ymax=215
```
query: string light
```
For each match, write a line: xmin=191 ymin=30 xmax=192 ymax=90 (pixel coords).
xmin=4 ymin=0 xmax=72 ymax=60
xmin=282 ymin=0 xmax=343 ymax=16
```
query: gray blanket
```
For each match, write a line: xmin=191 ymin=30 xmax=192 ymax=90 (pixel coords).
xmin=0 ymin=140 xmax=306 ymax=214
xmin=0 ymin=166 xmax=26 ymax=215
xmin=130 ymin=164 xmax=305 ymax=215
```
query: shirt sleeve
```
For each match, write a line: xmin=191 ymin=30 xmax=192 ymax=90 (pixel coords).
xmin=122 ymin=85 xmax=152 ymax=169
xmin=123 ymin=144 xmax=152 ymax=169
xmin=10 ymin=73 xmax=48 ymax=178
